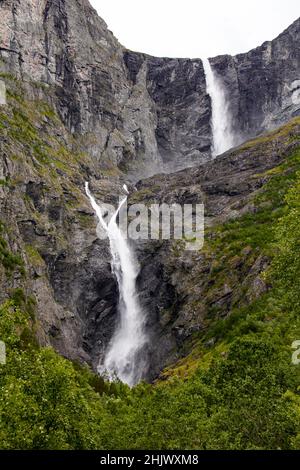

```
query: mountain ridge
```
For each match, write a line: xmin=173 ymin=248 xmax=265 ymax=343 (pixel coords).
xmin=1 ymin=1 xmax=299 ymax=177
xmin=1 ymin=1 xmax=300 ymax=450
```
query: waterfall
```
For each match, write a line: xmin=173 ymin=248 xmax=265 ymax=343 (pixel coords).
xmin=85 ymin=183 xmax=147 ymax=387
xmin=202 ymin=58 xmax=236 ymax=157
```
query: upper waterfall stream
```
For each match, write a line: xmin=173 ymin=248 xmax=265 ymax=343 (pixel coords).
xmin=203 ymin=58 xmax=236 ymax=156
xmin=85 ymin=183 xmax=147 ymax=387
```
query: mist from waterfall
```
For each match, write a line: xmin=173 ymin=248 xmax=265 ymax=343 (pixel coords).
xmin=85 ymin=183 xmax=147 ymax=387
xmin=202 ymin=58 xmax=236 ymax=157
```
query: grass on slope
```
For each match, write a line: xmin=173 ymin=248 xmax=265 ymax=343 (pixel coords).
xmin=1 ymin=80 xmax=300 ymax=448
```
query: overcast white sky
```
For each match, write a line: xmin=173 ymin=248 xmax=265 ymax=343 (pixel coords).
xmin=89 ymin=0 xmax=299 ymax=58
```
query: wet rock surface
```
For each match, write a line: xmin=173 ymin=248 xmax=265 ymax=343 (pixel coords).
xmin=0 ymin=1 xmax=299 ymax=379
xmin=211 ymin=18 xmax=300 ymax=142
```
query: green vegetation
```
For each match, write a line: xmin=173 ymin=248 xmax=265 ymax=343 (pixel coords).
xmin=24 ymin=244 xmax=44 ymax=268
xmin=234 ymin=116 xmax=300 ymax=153
xmin=0 ymin=177 xmax=9 ymax=187
xmin=191 ymin=148 xmax=300 ymax=328
xmin=1 ymin=138 xmax=300 ymax=449
xmin=1 ymin=76 xmax=300 ymax=449
xmin=0 ymin=82 xmax=94 ymax=198
xmin=0 ymin=222 xmax=24 ymax=276
xmin=0 ymin=300 xmax=129 ymax=450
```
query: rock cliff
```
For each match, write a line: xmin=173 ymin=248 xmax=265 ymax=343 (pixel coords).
xmin=131 ymin=120 xmax=300 ymax=378
xmin=0 ymin=0 xmax=300 ymax=379
xmin=211 ymin=17 xmax=300 ymax=143
xmin=1 ymin=1 xmax=299 ymax=176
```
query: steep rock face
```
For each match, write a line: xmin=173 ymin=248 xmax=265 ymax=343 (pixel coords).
xmin=0 ymin=0 xmax=160 ymax=174
xmin=0 ymin=80 xmax=126 ymax=369
xmin=124 ymin=52 xmax=211 ymax=172
xmin=0 ymin=0 xmax=300 ymax=380
xmin=1 ymin=78 xmax=299 ymax=380
xmin=211 ymin=18 xmax=300 ymax=142
xmin=1 ymin=1 xmax=298 ymax=177
xmin=130 ymin=120 xmax=300 ymax=378
xmin=0 ymin=0 xmax=210 ymax=176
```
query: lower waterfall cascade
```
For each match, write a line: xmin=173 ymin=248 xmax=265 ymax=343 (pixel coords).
xmin=85 ymin=183 xmax=148 ymax=386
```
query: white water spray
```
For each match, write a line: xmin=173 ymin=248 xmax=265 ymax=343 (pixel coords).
xmin=85 ymin=183 xmax=147 ymax=387
xmin=202 ymin=58 xmax=236 ymax=157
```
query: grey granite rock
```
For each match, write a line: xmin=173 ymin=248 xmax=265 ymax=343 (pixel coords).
xmin=130 ymin=122 xmax=300 ymax=378
xmin=1 ymin=1 xmax=298 ymax=177
xmin=0 ymin=0 xmax=300 ymax=380
xmin=210 ymin=17 xmax=300 ymax=144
